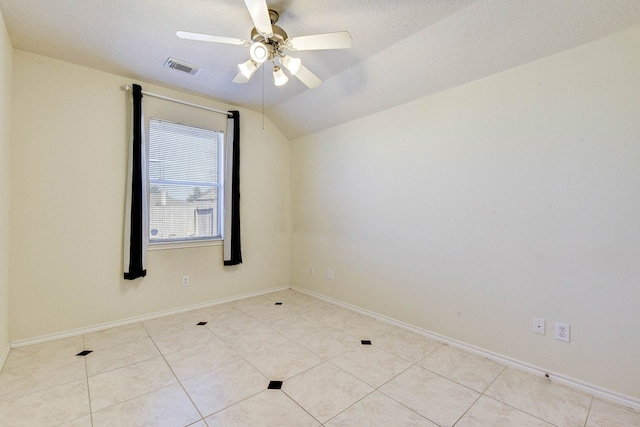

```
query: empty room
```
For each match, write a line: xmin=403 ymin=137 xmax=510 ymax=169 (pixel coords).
xmin=1 ymin=0 xmax=639 ymax=426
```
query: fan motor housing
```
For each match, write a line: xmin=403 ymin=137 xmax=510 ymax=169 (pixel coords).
xmin=251 ymin=25 xmax=288 ymax=45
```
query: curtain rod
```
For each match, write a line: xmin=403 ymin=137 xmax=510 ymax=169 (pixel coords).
xmin=121 ymin=85 xmax=232 ymax=118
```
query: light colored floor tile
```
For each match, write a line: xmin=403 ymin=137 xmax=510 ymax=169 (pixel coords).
xmin=586 ymin=399 xmax=640 ymax=427
xmin=374 ymin=328 xmax=443 ymax=363
xmin=205 ymin=390 xmax=320 ymax=427
xmin=57 ymin=415 xmax=93 ymax=427
xmin=222 ymin=324 xmax=289 ymax=356
xmin=485 ymin=367 xmax=592 ymax=427
xmin=278 ymin=290 xmax=328 ymax=308
xmin=0 ymin=379 xmax=90 ymax=427
xmin=325 ymin=390 xmax=436 ymax=427
xmin=271 ymin=314 xmax=327 ymax=340
xmin=266 ymin=289 xmax=315 ymax=305
xmin=83 ymin=323 xmax=148 ymax=350
xmin=4 ymin=290 xmax=623 ymax=427
xmin=151 ymin=324 xmax=217 ymax=355
xmin=418 ymin=345 xmax=504 ymax=392
xmin=3 ymin=336 xmax=84 ymax=370
xmin=247 ymin=303 xmax=306 ymax=324
xmin=143 ymin=311 xmax=199 ymax=336
xmin=313 ymin=307 xmax=370 ymax=330
xmin=330 ymin=345 xmax=411 ymax=387
xmin=88 ymin=356 xmax=177 ymax=412
xmin=456 ymin=396 xmax=553 ymax=427
xmin=282 ymin=362 xmax=373 ymax=423
xmin=206 ymin=312 xmax=262 ymax=338
xmin=380 ymin=365 xmax=480 ymax=426
xmin=189 ymin=303 xmax=243 ymax=324
xmin=340 ymin=316 xmax=395 ymax=339
xmin=294 ymin=328 xmax=360 ymax=360
xmin=181 ymin=359 xmax=267 ymax=417
xmin=85 ymin=337 xmax=160 ymax=376
xmin=92 ymin=383 xmax=201 ymax=427
xmin=230 ymin=294 xmax=274 ymax=312
xmin=244 ymin=340 xmax=324 ymax=380
xmin=164 ymin=338 xmax=240 ymax=381
xmin=0 ymin=355 xmax=86 ymax=401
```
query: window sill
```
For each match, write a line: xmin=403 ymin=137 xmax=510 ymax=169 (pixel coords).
xmin=148 ymin=239 xmax=223 ymax=251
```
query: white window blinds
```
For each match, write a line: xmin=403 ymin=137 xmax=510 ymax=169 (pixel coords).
xmin=148 ymin=118 xmax=223 ymax=242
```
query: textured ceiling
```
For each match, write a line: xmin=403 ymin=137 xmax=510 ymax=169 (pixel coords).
xmin=2 ymin=0 xmax=640 ymax=139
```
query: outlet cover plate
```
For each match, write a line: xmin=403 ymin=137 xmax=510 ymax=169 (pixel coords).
xmin=555 ymin=322 xmax=570 ymax=342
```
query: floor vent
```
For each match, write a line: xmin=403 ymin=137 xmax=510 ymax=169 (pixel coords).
xmin=164 ymin=57 xmax=200 ymax=75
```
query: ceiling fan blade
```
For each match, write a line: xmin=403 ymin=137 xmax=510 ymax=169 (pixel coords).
xmin=243 ymin=0 xmax=273 ymax=38
xmin=294 ymin=64 xmax=322 ymax=89
xmin=287 ymin=31 xmax=352 ymax=51
xmin=233 ymin=72 xmax=250 ymax=83
xmin=176 ymin=31 xmax=249 ymax=46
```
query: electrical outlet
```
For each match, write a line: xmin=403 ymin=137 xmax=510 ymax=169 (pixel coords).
xmin=182 ymin=275 xmax=190 ymax=287
xmin=555 ymin=322 xmax=570 ymax=342
xmin=309 ymin=266 xmax=314 ymax=275
xmin=533 ymin=317 xmax=545 ymax=335
xmin=327 ymin=269 xmax=335 ymax=281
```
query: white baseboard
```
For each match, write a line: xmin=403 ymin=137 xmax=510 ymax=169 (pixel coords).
xmin=292 ymin=286 xmax=640 ymax=412
xmin=10 ymin=285 xmax=289 ymax=348
xmin=0 ymin=343 xmax=9 ymax=372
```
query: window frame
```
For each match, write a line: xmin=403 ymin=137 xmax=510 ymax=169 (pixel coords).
xmin=147 ymin=118 xmax=225 ymax=248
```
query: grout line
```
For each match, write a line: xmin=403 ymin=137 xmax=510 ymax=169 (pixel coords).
xmin=583 ymin=395 xmax=595 ymax=427
xmin=82 ymin=334 xmax=95 ymax=427
xmin=5 ymin=289 xmax=632 ymax=426
xmin=292 ymin=286 xmax=640 ymax=411
xmin=475 ymin=394 xmax=560 ymax=426
xmin=143 ymin=322 xmax=207 ymax=423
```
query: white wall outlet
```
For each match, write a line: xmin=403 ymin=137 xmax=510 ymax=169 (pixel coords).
xmin=182 ymin=275 xmax=190 ymax=287
xmin=309 ymin=266 xmax=314 ymax=275
xmin=327 ymin=269 xmax=335 ymax=281
xmin=533 ymin=317 xmax=545 ymax=335
xmin=555 ymin=322 xmax=570 ymax=342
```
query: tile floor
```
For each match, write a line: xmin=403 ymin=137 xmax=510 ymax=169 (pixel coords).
xmin=1 ymin=289 xmax=639 ymax=426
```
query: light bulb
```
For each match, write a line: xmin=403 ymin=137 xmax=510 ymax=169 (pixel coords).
xmin=237 ymin=59 xmax=258 ymax=79
xmin=282 ymin=55 xmax=302 ymax=75
xmin=250 ymin=42 xmax=268 ymax=63
xmin=273 ymin=66 xmax=288 ymax=86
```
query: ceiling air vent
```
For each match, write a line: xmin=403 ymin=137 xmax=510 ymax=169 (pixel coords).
xmin=164 ymin=57 xmax=200 ymax=76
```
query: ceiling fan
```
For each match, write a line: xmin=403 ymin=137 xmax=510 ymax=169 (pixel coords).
xmin=176 ymin=0 xmax=352 ymax=89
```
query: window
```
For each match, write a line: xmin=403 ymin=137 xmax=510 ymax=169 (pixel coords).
xmin=148 ymin=118 xmax=224 ymax=243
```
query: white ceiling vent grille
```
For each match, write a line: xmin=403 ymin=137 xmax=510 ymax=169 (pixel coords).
xmin=164 ymin=57 xmax=200 ymax=75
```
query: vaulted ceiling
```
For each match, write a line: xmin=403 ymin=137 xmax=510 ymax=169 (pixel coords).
xmin=2 ymin=0 xmax=640 ymax=139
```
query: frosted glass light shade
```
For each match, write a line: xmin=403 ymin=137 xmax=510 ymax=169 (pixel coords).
xmin=250 ymin=42 xmax=268 ymax=63
xmin=272 ymin=66 xmax=288 ymax=86
xmin=282 ymin=55 xmax=302 ymax=75
xmin=237 ymin=59 xmax=258 ymax=79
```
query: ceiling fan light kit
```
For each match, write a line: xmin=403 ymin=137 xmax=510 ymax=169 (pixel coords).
xmin=176 ymin=0 xmax=352 ymax=89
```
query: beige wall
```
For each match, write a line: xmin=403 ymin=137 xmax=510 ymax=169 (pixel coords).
xmin=0 ymin=9 xmax=12 ymax=356
xmin=9 ymin=51 xmax=291 ymax=341
xmin=291 ymin=26 xmax=640 ymax=399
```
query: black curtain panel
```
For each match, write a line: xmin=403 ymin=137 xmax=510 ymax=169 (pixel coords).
xmin=123 ymin=84 xmax=148 ymax=280
xmin=224 ymin=111 xmax=242 ymax=266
